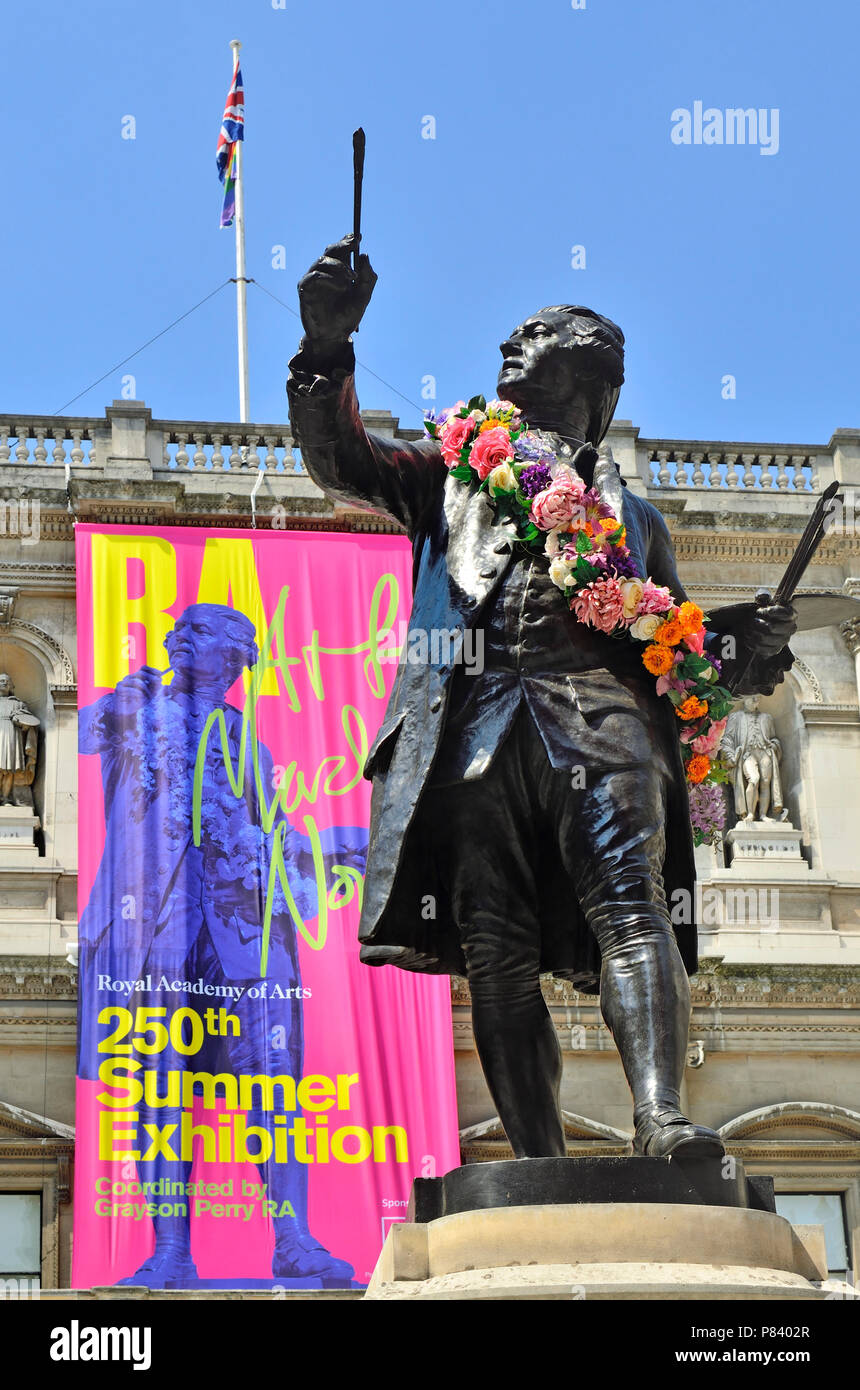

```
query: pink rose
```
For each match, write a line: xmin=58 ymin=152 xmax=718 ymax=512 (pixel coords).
xmin=684 ymin=626 xmax=706 ymax=655
xmin=530 ymin=477 xmax=586 ymax=530
xmin=639 ymin=579 xmax=674 ymax=614
xmin=691 ymin=717 xmax=727 ymax=756
xmin=469 ymin=426 xmax=515 ymax=480
xmin=440 ymin=414 xmax=475 ymax=468
xmin=570 ymin=577 xmax=626 ymax=634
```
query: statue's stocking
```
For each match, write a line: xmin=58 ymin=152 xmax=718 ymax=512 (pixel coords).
xmin=469 ymin=977 xmax=566 ymax=1159
xmin=598 ymin=926 xmax=722 ymax=1158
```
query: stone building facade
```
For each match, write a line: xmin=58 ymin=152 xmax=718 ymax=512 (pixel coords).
xmin=0 ymin=400 xmax=858 ymax=1290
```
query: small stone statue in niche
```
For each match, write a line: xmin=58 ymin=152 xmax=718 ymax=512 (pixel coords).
xmin=0 ymin=673 xmax=39 ymax=808
xmin=721 ymin=695 xmax=788 ymax=823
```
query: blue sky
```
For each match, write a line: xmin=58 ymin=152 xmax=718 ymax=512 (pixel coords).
xmin=8 ymin=0 xmax=859 ymax=442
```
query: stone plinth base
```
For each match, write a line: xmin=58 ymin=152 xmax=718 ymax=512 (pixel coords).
xmin=0 ymin=802 xmax=39 ymax=858
xmin=365 ymin=1202 xmax=829 ymax=1301
xmin=725 ymin=820 xmax=808 ymax=877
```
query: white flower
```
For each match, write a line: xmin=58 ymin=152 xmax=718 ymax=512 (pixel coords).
xmin=548 ymin=555 xmax=576 ymax=590
xmin=487 ymin=462 xmax=518 ymax=492
xmin=619 ymin=578 xmax=645 ymax=619
xmin=630 ymin=612 xmax=662 ymax=641
xmin=545 ymin=527 xmax=568 ymax=559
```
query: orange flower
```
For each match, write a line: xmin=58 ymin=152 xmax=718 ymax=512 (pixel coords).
xmin=677 ymin=601 xmax=705 ymax=635
xmin=479 ymin=417 xmax=509 ymax=433
xmin=642 ymin=644 xmax=674 ymax=676
xmin=599 ymin=516 xmax=620 ymax=533
xmin=655 ymin=617 xmax=683 ymax=646
xmin=676 ymin=695 xmax=709 ymax=721
xmin=686 ymin=754 xmax=711 ymax=784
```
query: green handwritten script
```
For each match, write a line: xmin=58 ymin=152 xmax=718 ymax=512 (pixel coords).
xmin=191 ymin=575 xmax=402 ymax=975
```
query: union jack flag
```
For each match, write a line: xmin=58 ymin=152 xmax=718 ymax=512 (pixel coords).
xmin=216 ymin=56 xmax=244 ymax=228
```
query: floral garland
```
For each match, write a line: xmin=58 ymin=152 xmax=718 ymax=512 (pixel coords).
xmin=425 ymin=395 xmax=734 ymax=787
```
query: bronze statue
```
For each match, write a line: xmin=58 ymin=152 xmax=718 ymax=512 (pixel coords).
xmin=287 ymin=235 xmax=797 ymax=1162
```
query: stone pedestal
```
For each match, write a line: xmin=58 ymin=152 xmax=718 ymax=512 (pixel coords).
xmin=725 ymin=819 xmax=809 ymax=878
xmin=693 ymin=837 xmax=724 ymax=875
xmin=0 ymin=803 xmax=40 ymax=860
xmin=365 ymin=1159 xmax=830 ymax=1301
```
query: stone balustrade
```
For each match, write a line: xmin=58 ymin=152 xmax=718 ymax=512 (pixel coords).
xmin=159 ymin=422 xmax=302 ymax=473
xmin=0 ymin=403 xmax=858 ymax=531
xmin=0 ymin=412 xmax=304 ymax=474
xmin=642 ymin=441 xmax=817 ymax=492
xmin=0 ymin=417 xmax=99 ymax=469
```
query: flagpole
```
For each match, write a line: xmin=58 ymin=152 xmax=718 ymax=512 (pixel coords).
xmin=230 ymin=38 xmax=250 ymax=424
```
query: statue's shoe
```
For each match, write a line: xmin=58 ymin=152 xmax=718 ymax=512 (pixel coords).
xmin=272 ymin=1232 xmax=354 ymax=1284
xmin=116 ymin=1247 xmax=199 ymax=1288
xmin=633 ymin=1109 xmax=725 ymax=1160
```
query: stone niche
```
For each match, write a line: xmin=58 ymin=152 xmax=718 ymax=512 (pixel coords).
xmin=719 ymin=678 xmax=813 ymax=875
xmin=0 ymin=640 xmax=46 ymax=857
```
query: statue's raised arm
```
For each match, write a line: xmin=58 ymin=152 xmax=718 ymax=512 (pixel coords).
xmin=287 ymin=234 xmax=445 ymax=534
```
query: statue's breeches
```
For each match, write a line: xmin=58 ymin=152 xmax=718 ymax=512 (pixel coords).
xmin=419 ymin=703 xmax=673 ymax=980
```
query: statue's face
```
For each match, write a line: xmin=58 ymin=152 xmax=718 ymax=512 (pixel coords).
xmin=497 ymin=310 xmax=602 ymax=421
xmin=0 ymin=675 xmax=9 ymax=695
xmin=165 ymin=612 xmax=251 ymax=690
xmin=742 ymin=695 xmax=761 ymax=713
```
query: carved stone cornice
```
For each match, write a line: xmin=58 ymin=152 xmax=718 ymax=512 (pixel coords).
xmin=728 ymin=1143 xmax=860 ymax=1163
xmin=0 ymin=561 xmax=76 ymax=597
xmin=0 ymin=956 xmax=78 ymax=997
xmin=668 ymin=531 xmax=858 ymax=565
xmin=801 ymin=703 xmax=860 ymax=726
xmin=453 ymin=966 xmax=860 ymax=1010
xmin=19 ymin=504 xmax=404 ymax=539
xmin=49 ymin=685 xmax=78 ymax=709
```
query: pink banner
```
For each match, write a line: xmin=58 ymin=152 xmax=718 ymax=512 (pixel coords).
xmin=73 ymin=524 xmax=460 ymax=1290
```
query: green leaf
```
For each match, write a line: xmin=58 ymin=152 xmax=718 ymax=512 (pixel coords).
xmin=424 ymin=418 xmax=438 ymax=438
xmin=575 ymin=529 xmax=593 ymax=554
xmin=449 ymin=464 xmax=473 ymax=483
xmin=467 ymin=395 xmax=487 ymax=413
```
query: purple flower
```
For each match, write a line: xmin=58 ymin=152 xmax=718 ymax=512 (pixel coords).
xmin=519 ymin=462 xmax=553 ymax=497
xmin=688 ymin=781 xmax=727 ymax=847
xmin=514 ymin=432 xmax=555 ymax=463
xmin=604 ymin=550 xmax=639 ymax=579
